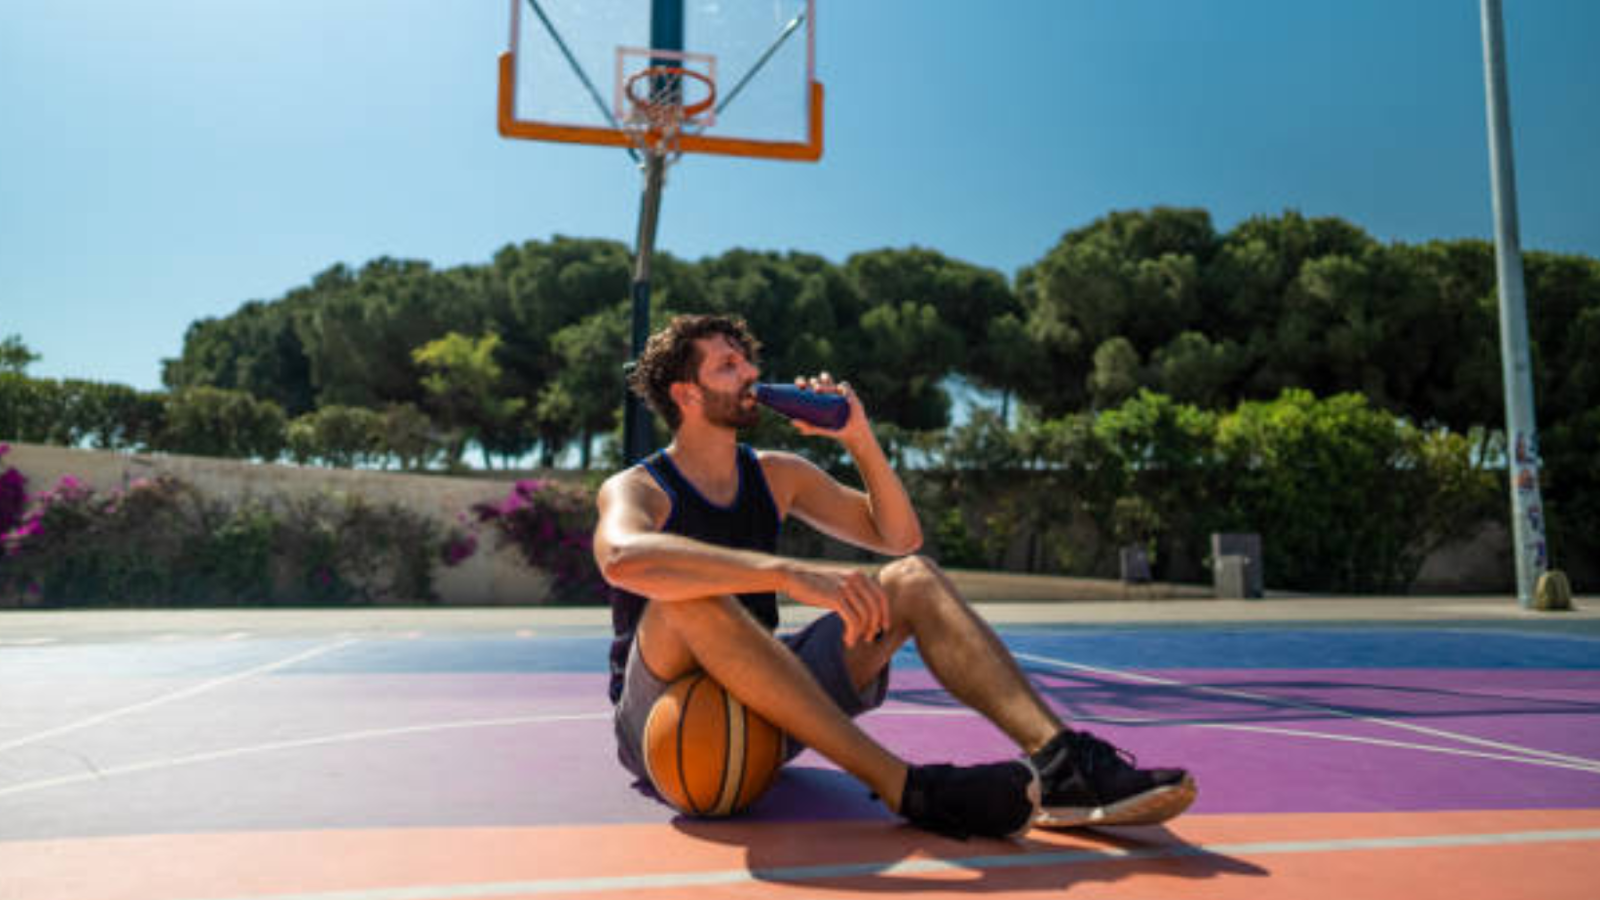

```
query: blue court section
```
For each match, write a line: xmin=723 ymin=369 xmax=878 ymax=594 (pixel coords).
xmin=248 ymin=624 xmax=1600 ymax=674
xmin=13 ymin=622 xmax=1595 ymax=679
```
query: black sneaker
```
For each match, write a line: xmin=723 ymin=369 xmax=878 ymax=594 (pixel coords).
xmin=1033 ymin=729 xmax=1196 ymax=827
xmin=899 ymin=760 xmax=1041 ymax=840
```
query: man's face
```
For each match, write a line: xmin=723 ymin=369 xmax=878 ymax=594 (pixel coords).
xmin=688 ymin=334 xmax=760 ymax=430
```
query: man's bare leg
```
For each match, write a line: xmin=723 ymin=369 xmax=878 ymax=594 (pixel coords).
xmin=843 ymin=555 xmax=1062 ymax=756
xmin=636 ymin=595 xmax=910 ymax=809
xmin=845 ymin=555 xmax=1196 ymax=828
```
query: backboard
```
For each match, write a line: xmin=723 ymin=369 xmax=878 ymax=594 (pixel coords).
xmin=498 ymin=0 xmax=822 ymax=161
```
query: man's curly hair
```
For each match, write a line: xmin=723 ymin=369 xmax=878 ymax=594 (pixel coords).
xmin=628 ymin=314 xmax=762 ymax=431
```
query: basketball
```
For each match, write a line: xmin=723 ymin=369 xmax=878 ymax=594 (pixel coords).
xmin=642 ymin=672 xmax=787 ymax=817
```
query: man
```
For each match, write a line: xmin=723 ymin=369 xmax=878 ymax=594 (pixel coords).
xmin=594 ymin=314 xmax=1195 ymax=839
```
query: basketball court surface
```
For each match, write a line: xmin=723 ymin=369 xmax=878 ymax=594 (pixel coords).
xmin=3 ymin=597 xmax=1598 ymax=900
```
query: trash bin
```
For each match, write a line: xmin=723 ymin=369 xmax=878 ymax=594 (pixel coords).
xmin=1215 ymin=555 xmax=1251 ymax=599
xmin=1211 ymin=533 xmax=1263 ymax=598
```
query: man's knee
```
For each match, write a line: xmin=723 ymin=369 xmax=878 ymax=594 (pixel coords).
xmin=880 ymin=554 xmax=944 ymax=598
xmin=639 ymin=595 xmax=747 ymax=682
xmin=644 ymin=594 xmax=767 ymax=659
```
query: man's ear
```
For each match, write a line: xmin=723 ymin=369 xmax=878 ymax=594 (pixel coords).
xmin=668 ymin=380 xmax=699 ymax=412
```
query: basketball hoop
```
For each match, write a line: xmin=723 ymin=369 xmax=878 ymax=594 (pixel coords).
xmin=621 ymin=65 xmax=717 ymax=160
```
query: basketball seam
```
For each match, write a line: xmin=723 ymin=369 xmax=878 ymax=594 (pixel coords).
xmin=678 ymin=674 xmax=703 ymax=816
xmin=717 ymin=695 xmax=747 ymax=816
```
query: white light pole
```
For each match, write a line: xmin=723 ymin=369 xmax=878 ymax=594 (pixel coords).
xmin=1479 ymin=0 xmax=1548 ymax=608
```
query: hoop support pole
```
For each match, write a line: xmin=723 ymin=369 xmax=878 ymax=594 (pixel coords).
xmin=624 ymin=152 xmax=668 ymax=464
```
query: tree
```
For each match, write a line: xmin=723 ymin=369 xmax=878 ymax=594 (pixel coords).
xmin=696 ymin=249 xmax=847 ymax=377
xmin=285 ymin=405 xmax=385 ymax=468
xmin=1088 ymin=337 xmax=1142 ymax=410
xmin=159 ymin=387 xmax=286 ymax=460
xmin=847 ymin=301 xmax=961 ymax=430
xmin=0 ymin=335 xmax=39 ymax=375
xmin=485 ymin=237 xmax=633 ymax=431
xmin=1017 ymin=208 xmax=1216 ymax=415
xmin=845 ymin=248 xmax=1016 ymax=365
xmin=163 ymin=301 xmax=316 ymax=416
xmin=377 ymin=403 xmax=440 ymax=471
xmin=412 ymin=332 xmax=525 ymax=467
xmin=1150 ymin=332 xmax=1247 ymax=408
xmin=295 ymin=258 xmax=483 ymax=410
xmin=968 ymin=313 xmax=1047 ymax=421
xmin=544 ymin=303 xmax=630 ymax=468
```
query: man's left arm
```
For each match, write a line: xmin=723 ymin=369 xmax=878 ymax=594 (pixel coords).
xmin=763 ymin=376 xmax=923 ymax=557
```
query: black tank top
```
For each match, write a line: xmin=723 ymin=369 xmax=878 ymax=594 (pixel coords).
xmin=608 ymin=444 xmax=783 ymax=703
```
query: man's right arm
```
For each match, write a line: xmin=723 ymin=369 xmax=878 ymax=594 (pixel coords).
xmin=592 ymin=470 xmax=889 ymax=644
xmin=593 ymin=470 xmax=792 ymax=602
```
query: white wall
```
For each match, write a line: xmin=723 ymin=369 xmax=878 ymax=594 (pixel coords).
xmin=3 ymin=443 xmax=553 ymax=605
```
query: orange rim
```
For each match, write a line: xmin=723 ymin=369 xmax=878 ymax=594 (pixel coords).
xmin=624 ymin=66 xmax=717 ymax=124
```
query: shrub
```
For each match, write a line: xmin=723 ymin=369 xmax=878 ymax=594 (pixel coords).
xmin=275 ymin=490 xmax=449 ymax=604
xmin=471 ymin=478 xmax=607 ymax=604
xmin=0 ymin=444 xmax=24 ymax=535
xmin=0 ymin=471 xmax=460 ymax=607
xmin=2 ymin=474 xmax=210 ymax=605
xmin=931 ymin=507 xmax=985 ymax=569
xmin=1214 ymin=390 xmax=1498 ymax=591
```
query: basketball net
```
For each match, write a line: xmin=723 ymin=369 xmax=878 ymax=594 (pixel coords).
xmin=621 ymin=66 xmax=716 ymax=163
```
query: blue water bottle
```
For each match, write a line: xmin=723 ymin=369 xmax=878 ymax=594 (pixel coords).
xmin=754 ymin=383 xmax=851 ymax=430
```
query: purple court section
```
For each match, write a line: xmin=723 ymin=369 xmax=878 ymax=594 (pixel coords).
xmin=3 ymin=627 xmax=1598 ymax=843
xmin=867 ymin=667 xmax=1600 ymax=816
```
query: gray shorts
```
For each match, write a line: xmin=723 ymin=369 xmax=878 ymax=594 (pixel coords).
xmin=613 ymin=612 xmax=891 ymax=781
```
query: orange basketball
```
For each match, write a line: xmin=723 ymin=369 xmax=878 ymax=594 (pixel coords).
xmin=642 ymin=672 xmax=787 ymax=817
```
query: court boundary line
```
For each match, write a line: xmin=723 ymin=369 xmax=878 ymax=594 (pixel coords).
xmin=870 ymin=706 xmax=1600 ymax=775
xmin=7 ymin=694 xmax=1595 ymax=804
xmin=0 ymin=639 xmax=360 ymax=755
xmin=1014 ymin=651 xmax=1600 ymax=772
xmin=0 ymin=711 xmax=610 ymax=800
xmin=155 ymin=826 xmax=1600 ymax=900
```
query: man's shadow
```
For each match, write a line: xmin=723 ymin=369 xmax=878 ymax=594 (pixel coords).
xmin=668 ymin=767 xmax=1267 ymax=895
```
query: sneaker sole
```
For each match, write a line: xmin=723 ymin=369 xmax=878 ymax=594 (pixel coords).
xmin=1035 ymin=774 xmax=1197 ymax=828
xmin=1004 ymin=759 xmax=1046 ymax=840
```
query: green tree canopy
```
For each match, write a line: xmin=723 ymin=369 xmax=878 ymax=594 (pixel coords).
xmin=1 ymin=335 xmax=40 ymax=375
xmin=412 ymin=332 xmax=525 ymax=467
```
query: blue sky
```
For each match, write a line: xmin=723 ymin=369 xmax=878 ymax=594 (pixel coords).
xmin=3 ymin=0 xmax=1598 ymax=392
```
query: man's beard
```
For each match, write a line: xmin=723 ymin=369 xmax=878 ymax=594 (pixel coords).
xmin=699 ymin=380 xmax=761 ymax=430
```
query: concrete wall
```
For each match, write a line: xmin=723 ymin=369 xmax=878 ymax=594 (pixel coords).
xmin=1411 ymin=520 xmax=1514 ymax=593
xmin=5 ymin=442 xmax=1563 ymax=599
xmin=3 ymin=442 xmax=552 ymax=605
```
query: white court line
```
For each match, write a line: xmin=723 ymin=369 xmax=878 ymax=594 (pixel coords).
xmin=1196 ymin=721 xmax=1600 ymax=774
xmin=0 ymin=711 xmax=609 ymax=799
xmin=0 ymin=637 xmax=58 ymax=646
xmin=1015 ymin=651 xmax=1600 ymax=772
xmin=7 ymin=699 xmax=1593 ymax=802
xmin=0 ymin=638 xmax=359 ymax=756
xmin=870 ymin=707 xmax=1600 ymax=774
xmin=172 ymin=827 xmax=1600 ymax=900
